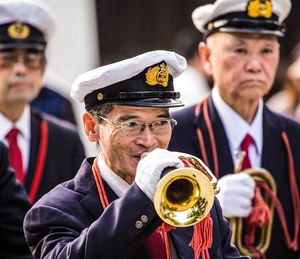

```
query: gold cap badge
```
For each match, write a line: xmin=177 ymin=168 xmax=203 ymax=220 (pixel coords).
xmin=7 ymin=22 xmax=30 ymax=39
xmin=247 ymin=0 xmax=272 ymax=19
xmin=145 ymin=63 xmax=169 ymax=87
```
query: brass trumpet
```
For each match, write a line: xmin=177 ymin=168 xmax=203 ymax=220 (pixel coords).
xmin=153 ymin=154 xmax=219 ymax=227
xmin=230 ymin=151 xmax=277 ymax=257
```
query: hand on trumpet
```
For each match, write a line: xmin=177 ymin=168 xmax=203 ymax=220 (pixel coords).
xmin=135 ymin=148 xmax=184 ymax=201
xmin=216 ymin=173 xmax=255 ymax=218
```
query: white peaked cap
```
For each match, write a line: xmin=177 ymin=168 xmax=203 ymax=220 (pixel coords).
xmin=71 ymin=50 xmax=187 ymax=109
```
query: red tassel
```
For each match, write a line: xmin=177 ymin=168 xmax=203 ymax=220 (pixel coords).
xmin=157 ymin=159 xmax=214 ymax=259
xmin=244 ymin=186 xmax=271 ymax=257
xmin=156 ymin=223 xmax=176 ymax=233
xmin=189 ymin=215 xmax=213 ymax=259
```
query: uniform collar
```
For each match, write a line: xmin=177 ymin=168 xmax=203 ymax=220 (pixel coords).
xmin=0 ymin=105 xmax=31 ymax=142
xmin=97 ymin=154 xmax=130 ymax=197
xmin=211 ymin=88 xmax=263 ymax=156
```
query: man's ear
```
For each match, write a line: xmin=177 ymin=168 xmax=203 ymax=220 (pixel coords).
xmin=82 ymin=112 xmax=99 ymax=142
xmin=198 ymin=42 xmax=212 ymax=75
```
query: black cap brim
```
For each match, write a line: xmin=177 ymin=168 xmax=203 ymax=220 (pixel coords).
xmin=113 ymin=98 xmax=184 ymax=108
xmin=0 ymin=42 xmax=45 ymax=50
xmin=219 ymin=27 xmax=284 ymax=37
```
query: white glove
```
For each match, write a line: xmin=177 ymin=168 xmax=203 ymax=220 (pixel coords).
xmin=135 ymin=148 xmax=184 ymax=201
xmin=216 ymin=173 xmax=255 ymax=218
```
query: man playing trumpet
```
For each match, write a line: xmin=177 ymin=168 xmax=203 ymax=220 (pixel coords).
xmin=23 ymin=50 xmax=248 ymax=258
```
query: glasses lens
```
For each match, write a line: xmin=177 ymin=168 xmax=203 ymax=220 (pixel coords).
xmin=0 ymin=53 xmax=15 ymax=68
xmin=151 ymin=119 xmax=177 ymax=133
xmin=24 ymin=53 xmax=44 ymax=69
xmin=120 ymin=119 xmax=177 ymax=135
xmin=121 ymin=121 xmax=142 ymax=135
xmin=0 ymin=52 xmax=44 ymax=69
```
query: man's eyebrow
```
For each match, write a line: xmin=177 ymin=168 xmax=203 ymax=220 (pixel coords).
xmin=117 ymin=115 xmax=138 ymax=121
xmin=117 ymin=113 xmax=170 ymax=121
xmin=230 ymin=39 xmax=247 ymax=46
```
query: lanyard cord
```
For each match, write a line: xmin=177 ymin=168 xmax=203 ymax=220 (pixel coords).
xmin=92 ymin=158 xmax=109 ymax=209
xmin=281 ymin=132 xmax=300 ymax=250
xmin=91 ymin=158 xmax=173 ymax=258
xmin=28 ymin=119 xmax=48 ymax=203
xmin=194 ymin=99 xmax=299 ymax=252
xmin=195 ymin=97 xmax=219 ymax=178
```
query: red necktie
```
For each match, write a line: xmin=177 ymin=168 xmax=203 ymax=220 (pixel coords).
xmin=146 ymin=231 xmax=167 ymax=259
xmin=240 ymin=134 xmax=254 ymax=170
xmin=6 ymin=128 xmax=25 ymax=184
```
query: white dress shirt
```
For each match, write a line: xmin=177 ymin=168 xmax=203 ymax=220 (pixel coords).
xmin=211 ymin=88 xmax=263 ymax=168
xmin=0 ymin=105 xmax=31 ymax=174
xmin=97 ymin=154 xmax=130 ymax=198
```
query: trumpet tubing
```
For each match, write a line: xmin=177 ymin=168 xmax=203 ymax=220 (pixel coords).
xmin=230 ymin=168 xmax=277 ymax=257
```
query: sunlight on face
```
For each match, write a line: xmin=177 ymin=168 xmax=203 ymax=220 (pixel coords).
xmin=97 ymin=105 xmax=172 ymax=184
xmin=0 ymin=49 xmax=44 ymax=107
xmin=206 ymin=32 xmax=280 ymax=106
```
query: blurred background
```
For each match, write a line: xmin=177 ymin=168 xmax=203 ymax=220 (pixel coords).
xmin=39 ymin=0 xmax=300 ymax=155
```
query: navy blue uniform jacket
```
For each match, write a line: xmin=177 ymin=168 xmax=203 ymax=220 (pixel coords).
xmin=0 ymin=142 xmax=33 ymax=259
xmin=25 ymin=110 xmax=85 ymax=201
xmin=168 ymin=96 xmax=300 ymax=259
xmin=24 ymin=157 xmax=249 ymax=259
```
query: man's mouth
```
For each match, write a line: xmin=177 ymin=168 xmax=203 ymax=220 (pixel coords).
xmin=242 ymin=79 xmax=265 ymax=86
xmin=132 ymin=151 xmax=151 ymax=162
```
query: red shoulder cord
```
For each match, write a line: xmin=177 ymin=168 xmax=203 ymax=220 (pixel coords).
xmin=195 ymin=97 xmax=219 ymax=178
xmin=28 ymin=120 xmax=48 ymax=203
xmin=92 ymin=158 xmax=213 ymax=259
xmin=195 ymin=100 xmax=300 ymax=257
xmin=92 ymin=158 xmax=109 ymax=208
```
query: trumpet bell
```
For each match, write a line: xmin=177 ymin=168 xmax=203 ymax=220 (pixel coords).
xmin=154 ymin=167 xmax=215 ymax=227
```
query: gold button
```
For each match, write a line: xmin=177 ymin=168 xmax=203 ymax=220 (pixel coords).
xmin=135 ymin=220 xmax=143 ymax=229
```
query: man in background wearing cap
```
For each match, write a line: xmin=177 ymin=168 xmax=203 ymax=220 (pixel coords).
xmin=23 ymin=50 xmax=248 ymax=258
xmin=169 ymin=0 xmax=300 ymax=258
xmin=0 ymin=141 xmax=33 ymax=258
xmin=0 ymin=0 xmax=85 ymax=203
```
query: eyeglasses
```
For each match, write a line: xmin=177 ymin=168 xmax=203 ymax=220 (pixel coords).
xmin=98 ymin=115 xmax=177 ymax=136
xmin=0 ymin=52 xmax=44 ymax=69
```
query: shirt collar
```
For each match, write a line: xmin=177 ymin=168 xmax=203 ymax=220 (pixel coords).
xmin=0 ymin=105 xmax=31 ymax=141
xmin=97 ymin=154 xmax=130 ymax=197
xmin=211 ymin=88 xmax=263 ymax=156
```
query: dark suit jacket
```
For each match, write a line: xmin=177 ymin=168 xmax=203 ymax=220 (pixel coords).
xmin=169 ymin=96 xmax=300 ymax=259
xmin=24 ymin=110 xmax=85 ymax=202
xmin=31 ymin=86 xmax=77 ymax=125
xmin=0 ymin=142 xmax=33 ymax=259
xmin=24 ymin=158 xmax=249 ymax=259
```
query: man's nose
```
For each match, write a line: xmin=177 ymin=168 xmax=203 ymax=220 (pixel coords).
xmin=136 ymin=126 xmax=157 ymax=148
xmin=12 ymin=57 xmax=27 ymax=74
xmin=245 ymin=55 xmax=262 ymax=73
